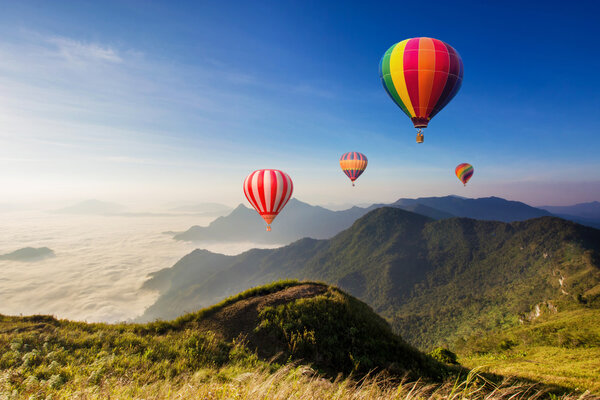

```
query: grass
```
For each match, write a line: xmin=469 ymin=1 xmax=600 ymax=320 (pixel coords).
xmin=254 ymin=285 xmax=441 ymax=378
xmin=457 ymin=308 xmax=600 ymax=393
xmin=1 ymin=281 xmax=598 ymax=398
xmin=461 ymin=346 xmax=600 ymax=394
xmin=2 ymin=363 xmax=597 ymax=399
xmin=0 ymin=281 xmax=443 ymax=398
xmin=143 ymin=279 xmax=309 ymax=333
xmin=0 ymin=283 xmax=310 ymax=399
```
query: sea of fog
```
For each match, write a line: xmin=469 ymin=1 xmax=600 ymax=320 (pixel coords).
xmin=0 ymin=211 xmax=280 ymax=322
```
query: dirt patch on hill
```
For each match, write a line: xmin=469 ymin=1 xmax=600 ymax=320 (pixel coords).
xmin=192 ymin=283 xmax=328 ymax=357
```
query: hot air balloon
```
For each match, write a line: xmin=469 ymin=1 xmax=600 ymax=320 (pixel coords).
xmin=340 ymin=152 xmax=368 ymax=186
xmin=379 ymin=37 xmax=463 ymax=143
xmin=243 ymin=169 xmax=293 ymax=231
xmin=455 ymin=163 xmax=474 ymax=186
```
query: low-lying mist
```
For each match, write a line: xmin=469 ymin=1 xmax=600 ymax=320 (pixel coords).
xmin=0 ymin=211 xmax=278 ymax=322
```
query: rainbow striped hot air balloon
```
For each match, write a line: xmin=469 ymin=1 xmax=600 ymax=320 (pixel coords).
xmin=340 ymin=152 xmax=368 ymax=186
xmin=455 ymin=163 xmax=474 ymax=186
xmin=379 ymin=37 xmax=463 ymax=143
xmin=243 ymin=169 xmax=293 ymax=231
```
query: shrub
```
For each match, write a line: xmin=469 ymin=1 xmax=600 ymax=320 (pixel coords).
xmin=429 ymin=347 xmax=458 ymax=364
xmin=184 ymin=331 xmax=230 ymax=368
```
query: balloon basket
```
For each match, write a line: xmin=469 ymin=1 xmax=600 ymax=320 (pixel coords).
xmin=416 ymin=130 xmax=424 ymax=144
xmin=266 ymin=225 xmax=271 ymax=232
xmin=352 ymin=182 xmax=355 ymax=187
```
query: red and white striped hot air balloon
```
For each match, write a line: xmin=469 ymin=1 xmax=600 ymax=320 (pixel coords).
xmin=243 ymin=169 xmax=293 ymax=231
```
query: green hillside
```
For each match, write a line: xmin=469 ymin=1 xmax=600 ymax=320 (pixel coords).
xmin=140 ymin=208 xmax=600 ymax=352
xmin=389 ymin=215 xmax=600 ymax=349
xmin=458 ymin=307 xmax=600 ymax=392
xmin=0 ymin=282 xmax=447 ymax=399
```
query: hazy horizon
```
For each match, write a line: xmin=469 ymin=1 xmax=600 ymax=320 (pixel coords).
xmin=2 ymin=186 xmax=600 ymax=214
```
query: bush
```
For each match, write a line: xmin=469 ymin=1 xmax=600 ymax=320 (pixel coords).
xmin=429 ymin=347 xmax=458 ymax=364
xmin=184 ymin=331 xmax=230 ymax=368
xmin=256 ymin=287 xmax=443 ymax=378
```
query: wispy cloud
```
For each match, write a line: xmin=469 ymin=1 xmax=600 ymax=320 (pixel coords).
xmin=0 ymin=31 xmax=316 ymax=203
xmin=47 ymin=36 xmax=122 ymax=64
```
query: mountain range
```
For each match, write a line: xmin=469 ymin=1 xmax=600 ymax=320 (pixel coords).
xmin=141 ymin=207 xmax=600 ymax=350
xmin=173 ymin=198 xmax=373 ymax=243
xmin=390 ymin=196 xmax=551 ymax=221
xmin=540 ymin=201 xmax=600 ymax=219
xmin=174 ymin=195 xmax=564 ymax=244
xmin=539 ymin=201 xmax=600 ymax=229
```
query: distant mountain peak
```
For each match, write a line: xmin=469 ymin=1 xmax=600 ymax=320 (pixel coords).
xmin=539 ymin=201 xmax=600 ymax=224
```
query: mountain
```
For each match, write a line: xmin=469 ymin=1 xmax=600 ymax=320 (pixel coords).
xmin=394 ymin=195 xmax=600 ymax=229
xmin=392 ymin=196 xmax=552 ymax=222
xmin=0 ymin=247 xmax=55 ymax=261
xmin=173 ymin=198 xmax=454 ymax=244
xmin=173 ymin=198 xmax=374 ymax=244
xmin=53 ymin=199 xmax=126 ymax=215
xmin=142 ymin=208 xmax=600 ymax=352
xmin=378 ymin=202 xmax=455 ymax=220
xmin=539 ymin=201 xmax=600 ymax=229
xmin=540 ymin=201 xmax=600 ymax=219
xmin=173 ymin=196 xmax=559 ymax=245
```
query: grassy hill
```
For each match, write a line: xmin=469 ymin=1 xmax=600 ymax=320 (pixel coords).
xmin=458 ymin=307 xmax=600 ymax=392
xmin=0 ymin=282 xmax=448 ymax=399
xmin=140 ymin=208 xmax=600 ymax=353
xmin=3 ymin=281 xmax=594 ymax=399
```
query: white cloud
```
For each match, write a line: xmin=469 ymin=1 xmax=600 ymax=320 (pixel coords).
xmin=47 ymin=36 xmax=122 ymax=64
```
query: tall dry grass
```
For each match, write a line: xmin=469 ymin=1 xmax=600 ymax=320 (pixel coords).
xmin=12 ymin=364 xmax=595 ymax=400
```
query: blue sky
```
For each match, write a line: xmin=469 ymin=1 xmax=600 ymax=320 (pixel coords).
xmin=1 ymin=0 xmax=599 ymax=207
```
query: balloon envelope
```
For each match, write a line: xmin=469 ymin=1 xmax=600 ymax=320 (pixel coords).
xmin=243 ymin=169 xmax=293 ymax=230
xmin=379 ymin=37 xmax=463 ymax=129
xmin=339 ymin=152 xmax=367 ymax=186
xmin=455 ymin=163 xmax=474 ymax=186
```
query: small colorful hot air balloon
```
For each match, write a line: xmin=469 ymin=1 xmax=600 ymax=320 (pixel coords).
xmin=243 ymin=169 xmax=293 ymax=231
xmin=455 ymin=163 xmax=474 ymax=186
xmin=340 ymin=152 xmax=368 ymax=186
xmin=379 ymin=37 xmax=463 ymax=143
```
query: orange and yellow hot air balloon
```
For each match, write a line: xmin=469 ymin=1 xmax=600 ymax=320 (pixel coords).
xmin=339 ymin=152 xmax=367 ymax=186
xmin=455 ymin=163 xmax=474 ymax=186
xmin=379 ymin=37 xmax=463 ymax=143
